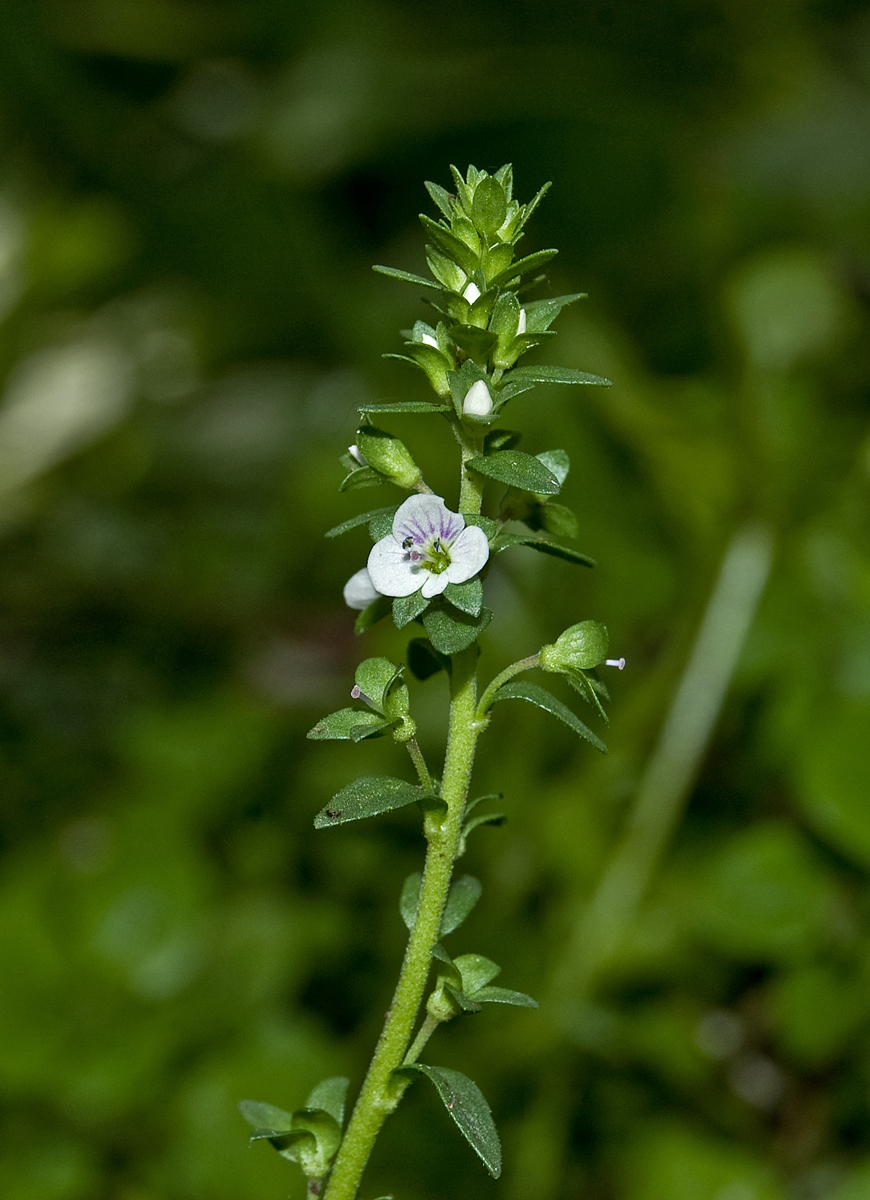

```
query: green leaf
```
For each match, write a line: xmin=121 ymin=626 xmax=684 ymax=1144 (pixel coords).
xmin=491 ymin=532 xmax=595 ymax=567
xmin=453 ymin=952 xmax=500 ymax=992
xmin=373 ymin=264 xmax=442 ymax=290
xmin=489 ymin=247 xmax=558 ymax=289
xmin=473 ymin=985 xmax=538 ymax=1007
xmin=462 ymin=514 xmax=499 ymax=538
xmin=358 ymin=397 xmax=451 ymax=415
xmin=466 ymin=450 xmax=560 ymax=495
xmin=325 ymin=506 xmax=398 ymax=539
xmin=407 ymin=637 xmax=451 ymax=680
xmin=399 ymin=1065 xmax=502 ymax=1178
xmin=354 ymin=657 xmax=402 ymax=712
xmin=425 ymin=179 xmax=454 ymax=220
xmin=444 ymin=577 xmax=483 ymax=616
xmin=490 ymin=681 xmax=607 ymax=752
xmin=536 ymin=449 xmax=570 ymax=488
xmin=441 ymin=874 xmax=482 ymax=935
xmin=393 ymin=590 xmax=429 ymax=629
xmin=523 ymin=292 xmax=586 ymax=332
xmin=314 ymin=776 xmax=435 ymax=828
xmin=423 ymin=606 xmax=492 ymax=654
xmin=368 ymin=510 xmax=395 ymax=540
xmin=306 ymin=708 xmax=392 ymax=741
xmin=484 ymin=428 xmax=522 ymax=453
xmin=472 ymin=175 xmax=508 ymax=234
xmin=538 ymin=501 xmax=579 ymax=539
xmin=239 ymin=1100 xmax=294 ymax=1132
xmin=458 ymin=811 xmax=506 ymax=856
xmin=447 ymin=324 xmax=498 ymax=361
xmin=401 ymin=873 xmax=481 ymax=935
xmin=400 ymin=872 xmax=422 ymax=930
xmin=482 ymin=241 xmax=515 ymax=279
xmin=354 ymin=595 xmax=392 ymax=635
xmin=289 ymin=1108 xmax=343 ymax=1169
xmin=419 ymin=213 xmax=480 ymax=276
xmin=339 ymin=466 xmax=384 ymax=491
xmin=305 ymin=1076 xmax=350 ymax=1125
xmin=506 ymin=364 xmax=611 ymax=388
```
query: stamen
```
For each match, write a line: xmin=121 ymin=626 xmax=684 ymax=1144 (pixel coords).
xmin=605 ymin=658 xmax=626 ymax=670
xmin=351 ymin=684 xmax=374 ymax=705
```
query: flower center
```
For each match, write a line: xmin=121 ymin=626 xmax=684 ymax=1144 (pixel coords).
xmin=408 ymin=536 xmax=452 ymax=575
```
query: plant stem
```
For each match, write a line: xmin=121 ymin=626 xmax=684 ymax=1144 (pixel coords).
xmin=457 ymin=423 xmax=485 ymax=513
xmin=322 ymin=645 xmax=482 ymax=1200
xmin=405 ymin=736 xmax=434 ymax=792
xmin=476 ymin=653 xmax=541 ymax=719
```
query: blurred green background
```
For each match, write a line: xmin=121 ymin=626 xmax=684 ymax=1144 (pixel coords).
xmin=1 ymin=2 xmax=869 ymax=1198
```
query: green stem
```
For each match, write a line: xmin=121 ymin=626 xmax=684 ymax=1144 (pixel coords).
xmin=457 ymin=423 xmax=485 ymax=513
xmin=405 ymin=737 xmax=434 ymax=792
xmin=322 ymin=645 xmax=482 ymax=1200
xmin=402 ymin=1013 xmax=441 ymax=1067
xmin=476 ymin=653 xmax=541 ymax=720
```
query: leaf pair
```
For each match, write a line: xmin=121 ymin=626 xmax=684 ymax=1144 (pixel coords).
xmin=239 ymin=1076 xmax=349 ymax=1180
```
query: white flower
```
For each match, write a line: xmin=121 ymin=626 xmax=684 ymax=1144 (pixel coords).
xmin=344 ymin=567 xmax=381 ymax=609
xmin=367 ymin=494 xmax=489 ymax=600
xmin=462 ymin=281 xmax=481 ymax=304
xmin=462 ymin=379 xmax=493 ymax=417
xmin=517 ymin=308 xmax=527 ymax=335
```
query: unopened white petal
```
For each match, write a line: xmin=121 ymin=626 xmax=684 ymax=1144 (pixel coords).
xmin=419 ymin=332 xmax=438 ymax=348
xmin=462 ymin=281 xmax=481 ymax=304
xmin=462 ymin=380 xmax=493 ymax=417
xmin=517 ymin=308 xmax=527 ymax=335
xmin=344 ymin=568 xmax=380 ymax=609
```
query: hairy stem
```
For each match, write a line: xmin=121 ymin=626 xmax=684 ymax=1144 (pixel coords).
xmin=322 ymin=645 xmax=482 ymax=1200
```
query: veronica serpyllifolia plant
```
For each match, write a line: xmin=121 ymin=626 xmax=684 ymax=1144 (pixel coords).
xmin=239 ymin=163 xmax=622 ymax=1200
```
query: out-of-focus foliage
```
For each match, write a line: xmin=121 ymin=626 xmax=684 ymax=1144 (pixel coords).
xmin=0 ymin=2 xmax=869 ymax=1199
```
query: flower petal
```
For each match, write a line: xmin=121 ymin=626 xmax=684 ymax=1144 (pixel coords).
xmin=367 ymin=536 xmax=422 ymax=597
xmin=392 ymin=494 xmax=463 ymax=547
xmin=443 ymin=525 xmax=490 ymax=583
xmin=421 ymin=572 xmax=450 ymax=598
xmin=343 ymin=567 xmax=381 ymax=609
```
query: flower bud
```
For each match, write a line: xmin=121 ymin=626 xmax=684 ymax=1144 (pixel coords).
xmin=462 ymin=379 xmax=493 ymax=417
xmin=462 ymin=280 xmax=481 ymax=304
xmin=540 ymin=620 xmax=609 ymax=672
xmin=356 ymin=424 xmax=422 ymax=490
xmin=517 ymin=308 xmax=527 ymax=335
xmin=344 ymin=568 xmax=381 ymax=610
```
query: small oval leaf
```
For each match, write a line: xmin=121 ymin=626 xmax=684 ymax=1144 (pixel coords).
xmin=441 ymin=875 xmax=483 ymax=935
xmin=314 ymin=777 xmax=435 ymax=828
xmin=422 ymin=606 xmax=492 ymax=655
xmin=400 ymin=1065 xmax=502 ymax=1178
xmin=466 ymin=450 xmax=560 ymax=495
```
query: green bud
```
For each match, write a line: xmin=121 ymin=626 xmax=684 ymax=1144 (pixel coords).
xmin=356 ymin=424 xmax=422 ymax=490
xmin=540 ymin=620 xmax=609 ymax=672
